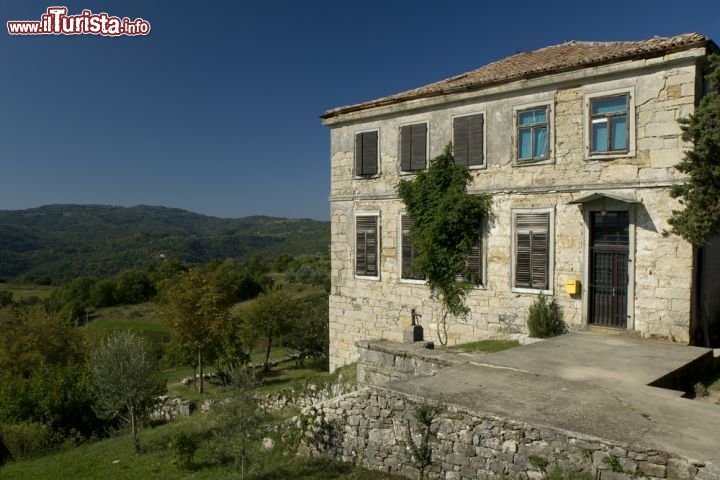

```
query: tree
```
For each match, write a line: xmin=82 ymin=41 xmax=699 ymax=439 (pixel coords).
xmin=668 ymin=53 xmax=720 ymax=245
xmin=241 ymin=291 xmax=298 ymax=371
xmin=0 ymin=291 xmax=12 ymax=308
xmin=89 ymin=332 xmax=164 ymax=454
xmin=114 ymin=270 xmax=155 ymax=305
xmin=160 ymin=269 xmax=230 ymax=393
xmin=284 ymin=294 xmax=329 ymax=363
xmin=212 ymin=369 xmax=266 ymax=480
xmin=397 ymin=144 xmax=493 ymax=344
xmin=0 ymin=305 xmax=83 ymax=379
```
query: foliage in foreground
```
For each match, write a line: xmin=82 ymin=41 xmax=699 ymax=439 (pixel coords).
xmin=405 ymin=400 xmax=444 ymax=480
xmin=527 ymin=294 xmax=565 ymax=338
xmin=90 ymin=331 xmax=165 ymax=454
xmin=397 ymin=144 xmax=492 ymax=344
xmin=668 ymin=53 xmax=720 ymax=245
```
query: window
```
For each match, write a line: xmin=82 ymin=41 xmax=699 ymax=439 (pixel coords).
xmin=355 ymin=215 xmax=378 ymax=277
xmin=400 ymin=215 xmax=424 ymax=281
xmin=453 ymin=114 xmax=484 ymax=167
xmin=517 ymin=106 xmax=549 ymax=162
xmin=589 ymin=95 xmax=629 ymax=154
xmin=459 ymin=228 xmax=484 ymax=287
xmin=514 ymin=212 xmax=550 ymax=291
xmin=354 ymin=130 xmax=378 ymax=177
xmin=399 ymin=123 xmax=427 ymax=172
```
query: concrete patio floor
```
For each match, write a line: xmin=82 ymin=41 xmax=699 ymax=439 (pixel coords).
xmin=384 ymin=332 xmax=720 ymax=469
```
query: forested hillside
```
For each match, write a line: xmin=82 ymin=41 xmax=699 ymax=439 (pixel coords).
xmin=0 ymin=205 xmax=329 ymax=281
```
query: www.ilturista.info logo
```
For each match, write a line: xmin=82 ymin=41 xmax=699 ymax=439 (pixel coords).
xmin=7 ymin=6 xmax=150 ymax=36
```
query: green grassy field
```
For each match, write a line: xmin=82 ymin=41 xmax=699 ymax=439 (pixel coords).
xmin=447 ymin=339 xmax=520 ymax=353
xmin=0 ymin=412 xmax=400 ymax=480
xmin=0 ymin=283 xmax=55 ymax=301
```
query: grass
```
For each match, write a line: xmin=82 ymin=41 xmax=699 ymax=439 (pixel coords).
xmin=0 ymin=283 xmax=55 ymax=300
xmin=447 ymin=339 xmax=520 ymax=353
xmin=0 ymin=413 xmax=400 ymax=480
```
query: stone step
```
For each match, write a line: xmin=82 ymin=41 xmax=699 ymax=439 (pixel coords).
xmin=584 ymin=325 xmax=642 ymax=339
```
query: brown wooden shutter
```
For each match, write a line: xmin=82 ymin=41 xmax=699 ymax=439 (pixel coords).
xmin=355 ymin=131 xmax=378 ymax=176
xmin=515 ymin=213 xmax=550 ymax=289
xmin=468 ymin=114 xmax=484 ymax=166
xmin=400 ymin=125 xmax=412 ymax=172
xmin=354 ymin=133 xmax=363 ymax=176
xmin=453 ymin=117 xmax=468 ymax=166
xmin=465 ymin=234 xmax=482 ymax=285
xmin=401 ymin=216 xmax=424 ymax=280
xmin=356 ymin=216 xmax=378 ymax=276
xmin=362 ymin=131 xmax=378 ymax=175
xmin=411 ymin=123 xmax=427 ymax=171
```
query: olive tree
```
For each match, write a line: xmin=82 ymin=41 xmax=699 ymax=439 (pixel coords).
xmin=90 ymin=331 xmax=164 ymax=453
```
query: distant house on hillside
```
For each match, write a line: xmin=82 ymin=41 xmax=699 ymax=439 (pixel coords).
xmin=321 ymin=33 xmax=720 ymax=370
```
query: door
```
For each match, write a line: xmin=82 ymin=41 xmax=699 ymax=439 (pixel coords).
xmin=589 ymin=211 xmax=629 ymax=328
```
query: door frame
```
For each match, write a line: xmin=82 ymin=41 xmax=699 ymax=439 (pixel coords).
xmin=581 ymin=200 xmax=636 ymax=331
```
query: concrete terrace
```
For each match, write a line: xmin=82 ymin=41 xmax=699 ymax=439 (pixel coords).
xmin=382 ymin=332 xmax=720 ymax=469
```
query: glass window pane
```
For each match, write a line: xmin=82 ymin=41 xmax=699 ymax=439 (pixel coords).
xmin=591 ymin=120 xmax=608 ymax=152
xmin=533 ymin=127 xmax=548 ymax=158
xmin=518 ymin=128 xmax=532 ymax=159
xmin=518 ymin=107 xmax=548 ymax=126
xmin=518 ymin=111 xmax=536 ymax=126
xmin=611 ymin=114 xmax=628 ymax=150
xmin=591 ymin=96 xmax=628 ymax=115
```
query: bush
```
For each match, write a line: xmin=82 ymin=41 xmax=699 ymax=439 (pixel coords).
xmin=0 ymin=291 xmax=12 ymax=308
xmin=169 ymin=431 xmax=200 ymax=470
xmin=0 ymin=422 xmax=54 ymax=460
xmin=527 ymin=294 xmax=565 ymax=338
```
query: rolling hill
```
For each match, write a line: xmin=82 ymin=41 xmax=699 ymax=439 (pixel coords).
xmin=0 ymin=204 xmax=329 ymax=281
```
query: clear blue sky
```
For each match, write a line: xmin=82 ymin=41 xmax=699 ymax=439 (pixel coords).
xmin=1 ymin=1 xmax=718 ymax=220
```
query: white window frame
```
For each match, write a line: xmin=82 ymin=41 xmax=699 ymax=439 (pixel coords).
xmin=512 ymin=100 xmax=554 ymax=166
xmin=398 ymin=120 xmax=430 ymax=176
xmin=583 ymin=87 xmax=635 ymax=161
xmin=398 ymin=213 xmax=427 ymax=285
xmin=354 ymin=211 xmax=381 ymax=281
xmin=353 ymin=128 xmax=381 ymax=179
xmin=510 ymin=207 xmax=555 ymax=295
xmin=450 ymin=110 xmax=487 ymax=170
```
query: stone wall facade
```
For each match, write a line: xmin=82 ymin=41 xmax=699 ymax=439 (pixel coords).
xmin=326 ymin=48 xmax=706 ymax=369
xmin=301 ymin=387 xmax=718 ymax=480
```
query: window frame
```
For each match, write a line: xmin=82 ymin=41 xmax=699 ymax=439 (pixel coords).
xmin=398 ymin=214 xmax=427 ymax=284
xmin=583 ymin=88 xmax=635 ymax=160
xmin=513 ymin=102 xmax=553 ymax=165
xmin=353 ymin=128 xmax=381 ymax=179
xmin=354 ymin=211 xmax=381 ymax=281
xmin=398 ymin=120 xmax=430 ymax=175
xmin=450 ymin=110 xmax=487 ymax=170
xmin=511 ymin=208 xmax=554 ymax=295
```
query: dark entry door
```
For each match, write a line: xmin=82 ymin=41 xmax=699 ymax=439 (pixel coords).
xmin=589 ymin=211 xmax=629 ymax=328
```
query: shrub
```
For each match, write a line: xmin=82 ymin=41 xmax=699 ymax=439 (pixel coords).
xmin=0 ymin=421 xmax=54 ymax=460
xmin=0 ymin=291 xmax=12 ymax=308
xmin=169 ymin=431 xmax=200 ymax=470
xmin=527 ymin=294 xmax=565 ymax=338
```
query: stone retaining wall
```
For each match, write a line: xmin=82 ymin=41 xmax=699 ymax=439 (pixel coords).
xmin=357 ymin=339 xmax=467 ymax=387
xmin=300 ymin=387 xmax=717 ymax=480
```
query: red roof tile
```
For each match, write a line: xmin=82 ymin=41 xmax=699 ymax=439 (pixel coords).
xmin=322 ymin=33 xmax=712 ymax=119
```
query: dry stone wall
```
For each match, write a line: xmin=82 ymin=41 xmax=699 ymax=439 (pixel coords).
xmin=328 ymin=55 xmax=700 ymax=369
xmin=300 ymin=387 xmax=717 ymax=480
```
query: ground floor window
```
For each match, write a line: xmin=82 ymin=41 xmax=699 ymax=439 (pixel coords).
xmin=400 ymin=215 xmax=425 ymax=281
xmin=355 ymin=215 xmax=378 ymax=277
xmin=513 ymin=211 xmax=551 ymax=290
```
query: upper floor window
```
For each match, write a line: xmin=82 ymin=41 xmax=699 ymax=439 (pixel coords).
xmin=453 ymin=113 xmax=484 ymax=167
xmin=400 ymin=215 xmax=425 ymax=281
xmin=355 ymin=215 xmax=379 ymax=278
xmin=589 ymin=94 xmax=629 ymax=154
xmin=399 ymin=123 xmax=428 ymax=172
xmin=517 ymin=106 xmax=549 ymax=163
xmin=355 ymin=130 xmax=378 ymax=177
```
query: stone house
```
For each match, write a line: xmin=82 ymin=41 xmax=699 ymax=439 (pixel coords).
xmin=321 ymin=33 xmax=720 ymax=370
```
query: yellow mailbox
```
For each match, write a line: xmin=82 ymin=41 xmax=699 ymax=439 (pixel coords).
xmin=565 ymin=279 xmax=580 ymax=295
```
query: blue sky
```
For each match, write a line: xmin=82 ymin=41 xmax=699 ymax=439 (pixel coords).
xmin=1 ymin=1 xmax=718 ymax=221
